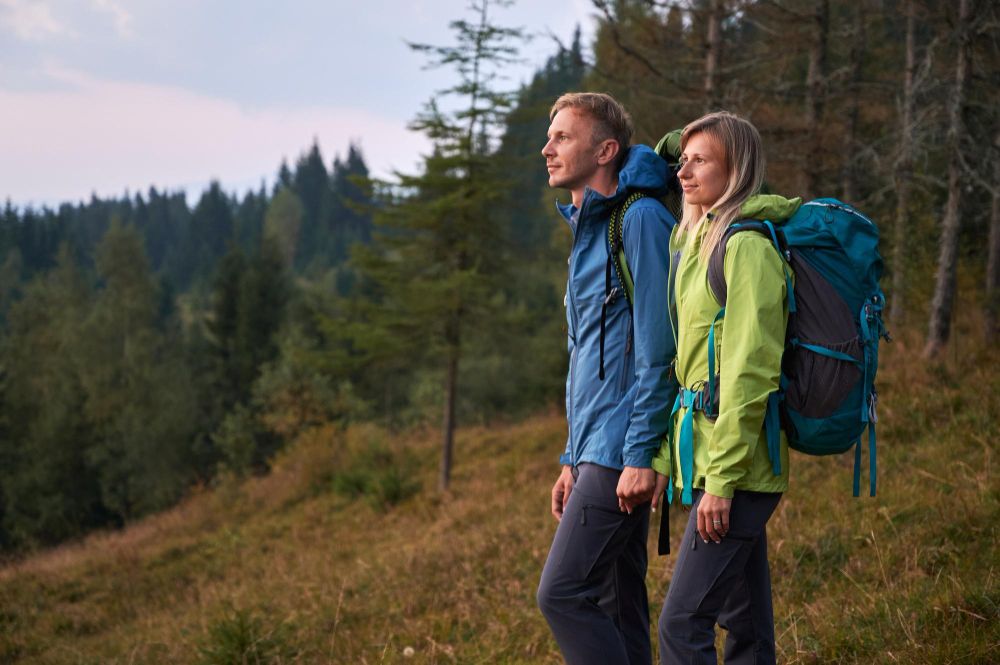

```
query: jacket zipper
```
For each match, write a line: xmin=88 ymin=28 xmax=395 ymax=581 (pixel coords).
xmin=667 ymin=249 xmax=681 ymax=349
xmin=619 ymin=315 xmax=633 ymax=396
xmin=566 ymin=191 xmax=593 ymax=469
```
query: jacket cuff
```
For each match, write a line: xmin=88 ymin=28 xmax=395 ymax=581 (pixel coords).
xmin=622 ymin=447 xmax=655 ymax=468
xmin=559 ymin=452 xmax=572 ymax=466
xmin=704 ymin=477 xmax=735 ymax=499
xmin=651 ymin=455 xmax=670 ymax=476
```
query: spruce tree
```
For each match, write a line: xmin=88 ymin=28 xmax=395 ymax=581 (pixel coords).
xmin=356 ymin=0 xmax=524 ymax=490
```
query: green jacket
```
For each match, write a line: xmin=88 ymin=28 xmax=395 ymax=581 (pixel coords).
xmin=651 ymin=195 xmax=802 ymax=499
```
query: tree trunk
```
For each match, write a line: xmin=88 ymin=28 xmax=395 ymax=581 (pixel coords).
xmin=804 ymin=0 xmax=830 ymax=200
xmin=703 ymin=0 xmax=723 ymax=112
xmin=439 ymin=319 xmax=460 ymax=492
xmin=890 ymin=0 xmax=916 ymax=325
xmin=840 ymin=2 xmax=867 ymax=205
xmin=985 ymin=129 xmax=1000 ymax=343
xmin=925 ymin=0 xmax=971 ymax=358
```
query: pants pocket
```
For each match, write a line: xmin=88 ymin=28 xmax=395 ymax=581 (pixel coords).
xmin=557 ymin=496 xmax=630 ymax=582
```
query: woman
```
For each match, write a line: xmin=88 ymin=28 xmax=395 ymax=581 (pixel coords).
xmin=649 ymin=111 xmax=800 ymax=664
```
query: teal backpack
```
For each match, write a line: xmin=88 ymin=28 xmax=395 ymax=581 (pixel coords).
xmin=704 ymin=200 xmax=891 ymax=497
xmin=610 ymin=149 xmax=890 ymax=496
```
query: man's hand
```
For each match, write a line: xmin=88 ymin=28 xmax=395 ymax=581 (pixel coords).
xmin=616 ymin=466 xmax=655 ymax=514
xmin=551 ymin=465 xmax=574 ymax=521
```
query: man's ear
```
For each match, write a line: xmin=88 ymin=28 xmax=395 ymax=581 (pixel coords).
xmin=595 ymin=139 xmax=620 ymax=167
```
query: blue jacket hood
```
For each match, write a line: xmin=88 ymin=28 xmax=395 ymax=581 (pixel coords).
xmin=557 ymin=144 xmax=672 ymax=222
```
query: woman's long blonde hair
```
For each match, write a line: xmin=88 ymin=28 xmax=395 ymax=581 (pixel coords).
xmin=677 ymin=111 xmax=765 ymax=261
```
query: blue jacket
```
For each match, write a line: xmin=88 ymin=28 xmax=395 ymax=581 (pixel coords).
xmin=558 ymin=145 xmax=678 ymax=470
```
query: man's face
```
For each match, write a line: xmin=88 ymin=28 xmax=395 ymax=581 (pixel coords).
xmin=542 ymin=108 xmax=602 ymax=193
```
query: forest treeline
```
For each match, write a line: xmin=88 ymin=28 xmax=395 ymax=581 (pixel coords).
xmin=0 ymin=0 xmax=996 ymax=552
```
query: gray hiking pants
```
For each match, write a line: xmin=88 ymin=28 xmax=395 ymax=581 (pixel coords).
xmin=658 ymin=489 xmax=781 ymax=665
xmin=537 ymin=463 xmax=651 ymax=665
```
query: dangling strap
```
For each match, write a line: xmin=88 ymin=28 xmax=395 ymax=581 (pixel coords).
xmin=868 ymin=421 xmax=877 ymax=497
xmin=666 ymin=393 xmax=681 ymax=505
xmin=852 ymin=437 xmax=862 ymax=497
xmin=677 ymin=388 xmax=701 ymax=506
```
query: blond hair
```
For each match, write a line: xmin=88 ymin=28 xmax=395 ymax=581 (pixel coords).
xmin=550 ymin=92 xmax=634 ymax=169
xmin=677 ymin=111 xmax=765 ymax=261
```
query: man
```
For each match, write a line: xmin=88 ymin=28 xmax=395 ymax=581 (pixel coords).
xmin=536 ymin=92 xmax=677 ymax=665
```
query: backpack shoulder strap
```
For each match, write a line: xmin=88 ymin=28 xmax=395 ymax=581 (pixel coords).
xmin=608 ymin=192 xmax=647 ymax=306
xmin=707 ymin=220 xmax=786 ymax=306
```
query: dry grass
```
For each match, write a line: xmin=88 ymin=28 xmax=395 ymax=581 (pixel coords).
xmin=0 ymin=327 xmax=997 ymax=664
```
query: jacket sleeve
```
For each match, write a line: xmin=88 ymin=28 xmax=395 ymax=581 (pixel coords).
xmin=622 ymin=202 xmax=678 ymax=468
xmin=704 ymin=232 xmax=787 ymax=498
xmin=560 ymin=282 xmax=574 ymax=466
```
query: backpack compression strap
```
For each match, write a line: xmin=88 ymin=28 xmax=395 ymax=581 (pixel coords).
xmin=599 ymin=192 xmax=646 ymax=381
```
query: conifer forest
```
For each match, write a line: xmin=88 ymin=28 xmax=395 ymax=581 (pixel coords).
xmin=0 ymin=0 xmax=997 ymax=558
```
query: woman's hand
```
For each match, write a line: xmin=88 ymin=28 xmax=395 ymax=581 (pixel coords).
xmin=651 ymin=473 xmax=670 ymax=512
xmin=697 ymin=491 xmax=732 ymax=543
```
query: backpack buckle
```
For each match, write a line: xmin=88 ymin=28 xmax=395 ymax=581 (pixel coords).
xmin=604 ymin=286 xmax=620 ymax=306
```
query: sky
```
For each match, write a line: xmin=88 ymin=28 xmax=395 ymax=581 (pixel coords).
xmin=0 ymin=0 xmax=596 ymax=208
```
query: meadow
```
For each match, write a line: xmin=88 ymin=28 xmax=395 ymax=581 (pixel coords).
xmin=0 ymin=320 xmax=997 ymax=664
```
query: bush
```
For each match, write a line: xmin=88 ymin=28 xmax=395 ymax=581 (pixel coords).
xmin=197 ymin=606 xmax=298 ymax=665
xmin=331 ymin=438 xmax=420 ymax=510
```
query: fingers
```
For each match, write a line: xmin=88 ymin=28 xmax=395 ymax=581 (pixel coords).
xmin=651 ymin=474 xmax=668 ymax=511
xmin=551 ymin=480 xmax=565 ymax=521
xmin=551 ymin=469 xmax=574 ymax=522
xmin=697 ymin=498 xmax=730 ymax=543
xmin=697 ymin=506 xmax=711 ymax=543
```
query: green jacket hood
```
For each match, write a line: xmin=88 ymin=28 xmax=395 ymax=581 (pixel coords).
xmin=739 ymin=194 xmax=802 ymax=222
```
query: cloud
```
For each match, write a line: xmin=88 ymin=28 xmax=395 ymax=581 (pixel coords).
xmin=0 ymin=67 xmax=430 ymax=206
xmin=0 ymin=0 xmax=71 ymax=40
xmin=91 ymin=0 xmax=133 ymax=38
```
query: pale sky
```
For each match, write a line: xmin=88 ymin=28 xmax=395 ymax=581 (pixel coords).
xmin=0 ymin=0 xmax=596 ymax=208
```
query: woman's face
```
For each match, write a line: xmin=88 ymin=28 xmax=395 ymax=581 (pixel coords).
xmin=677 ymin=132 xmax=728 ymax=211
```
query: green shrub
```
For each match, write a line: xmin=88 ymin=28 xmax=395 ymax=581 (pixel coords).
xmin=331 ymin=441 xmax=420 ymax=509
xmin=197 ymin=606 xmax=297 ymax=665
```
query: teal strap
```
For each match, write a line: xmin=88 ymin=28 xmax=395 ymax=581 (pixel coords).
xmin=868 ymin=421 xmax=877 ymax=497
xmin=707 ymin=307 xmax=726 ymax=410
xmin=762 ymin=220 xmax=796 ymax=313
xmin=852 ymin=437 xmax=862 ymax=497
xmin=765 ymin=391 xmax=782 ymax=476
xmin=666 ymin=393 xmax=682 ymax=506
xmin=678 ymin=389 xmax=697 ymax=506
xmin=798 ymin=342 xmax=863 ymax=365
xmin=859 ymin=302 xmax=875 ymax=423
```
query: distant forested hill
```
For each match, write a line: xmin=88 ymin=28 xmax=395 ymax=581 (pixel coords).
xmin=0 ymin=0 xmax=997 ymax=557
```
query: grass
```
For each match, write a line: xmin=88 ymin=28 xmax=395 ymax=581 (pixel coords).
xmin=0 ymin=325 xmax=997 ymax=664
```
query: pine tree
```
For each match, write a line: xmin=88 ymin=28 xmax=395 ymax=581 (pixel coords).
xmin=77 ymin=220 xmax=197 ymax=520
xmin=356 ymin=0 xmax=524 ymax=490
xmin=0 ymin=246 xmax=104 ymax=546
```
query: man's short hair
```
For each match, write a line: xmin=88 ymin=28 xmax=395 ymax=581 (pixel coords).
xmin=549 ymin=92 xmax=634 ymax=167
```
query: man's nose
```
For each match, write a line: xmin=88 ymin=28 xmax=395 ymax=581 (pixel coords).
xmin=541 ymin=140 xmax=554 ymax=157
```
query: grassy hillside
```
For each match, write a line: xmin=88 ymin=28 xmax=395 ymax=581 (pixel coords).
xmin=1 ymin=323 xmax=997 ymax=664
